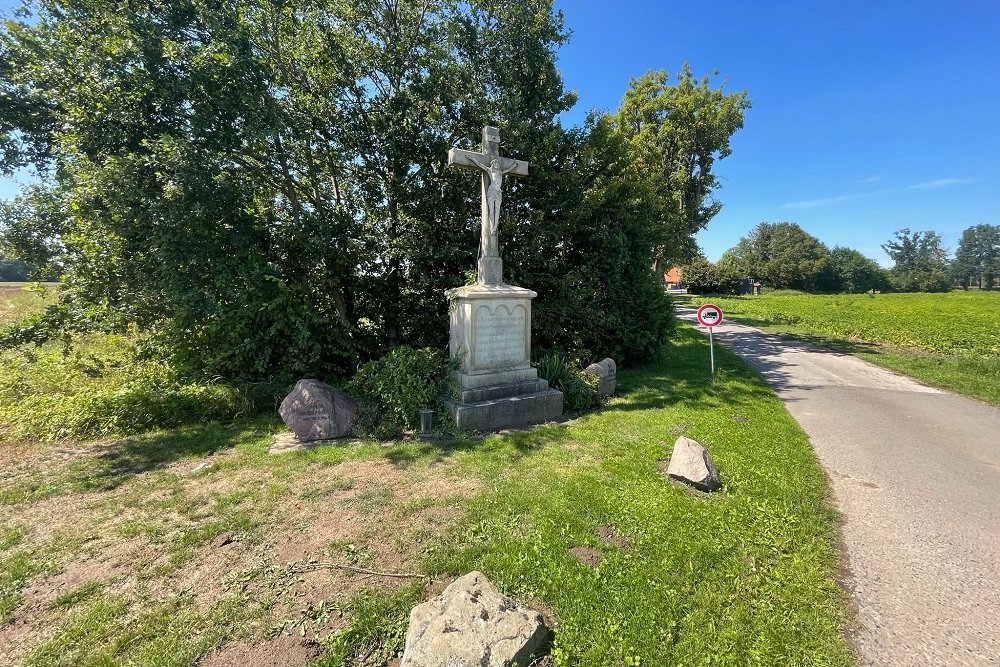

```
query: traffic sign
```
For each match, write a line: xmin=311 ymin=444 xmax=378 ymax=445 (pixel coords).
xmin=696 ymin=304 xmax=723 ymax=328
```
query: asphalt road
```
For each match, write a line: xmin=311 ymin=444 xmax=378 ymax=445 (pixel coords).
xmin=678 ymin=309 xmax=1000 ymax=666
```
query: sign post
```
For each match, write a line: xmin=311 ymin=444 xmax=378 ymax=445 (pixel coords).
xmin=696 ymin=304 xmax=724 ymax=375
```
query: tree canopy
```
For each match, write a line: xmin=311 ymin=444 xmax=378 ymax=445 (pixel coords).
xmin=613 ymin=66 xmax=749 ymax=272
xmin=881 ymin=228 xmax=951 ymax=293
xmin=953 ymin=224 xmax=1000 ymax=289
xmin=722 ymin=222 xmax=833 ymax=291
xmin=1 ymin=1 xmax=745 ymax=380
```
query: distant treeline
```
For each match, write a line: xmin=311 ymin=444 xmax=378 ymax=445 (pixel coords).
xmin=0 ymin=255 xmax=32 ymax=281
xmin=683 ymin=222 xmax=1000 ymax=295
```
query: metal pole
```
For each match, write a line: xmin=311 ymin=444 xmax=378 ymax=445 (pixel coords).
xmin=709 ymin=327 xmax=715 ymax=375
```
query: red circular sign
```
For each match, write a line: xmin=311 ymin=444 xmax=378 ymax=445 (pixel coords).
xmin=696 ymin=304 xmax=723 ymax=327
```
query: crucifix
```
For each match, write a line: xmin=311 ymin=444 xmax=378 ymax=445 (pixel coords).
xmin=448 ymin=126 xmax=529 ymax=284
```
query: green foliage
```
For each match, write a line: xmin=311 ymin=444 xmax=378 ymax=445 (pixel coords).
xmin=882 ymin=228 xmax=952 ymax=292
xmin=346 ymin=346 xmax=457 ymax=439
xmin=0 ymin=0 xmax=576 ymax=383
xmin=0 ymin=333 xmax=273 ymax=440
xmin=725 ymin=222 xmax=835 ymax=291
xmin=953 ymin=223 xmax=1000 ymax=289
xmin=0 ymin=256 xmax=31 ymax=281
xmin=504 ymin=116 xmax=675 ymax=366
xmin=828 ymin=246 xmax=890 ymax=293
xmin=535 ymin=352 xmax=596 ymax=413
xmin=614 ymin=65 xmax=751 ymax=268
xmin=680 ymin=256 xmax=742 ymax=294
xmin=0 ymin=185 xmax=66 ymax=277
xmin=317 ymin=586 xmax=423 ymax=666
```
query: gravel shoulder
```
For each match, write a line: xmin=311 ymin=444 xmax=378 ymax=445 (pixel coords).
xmin=678 ymin=308 xmax=1000 ymax=666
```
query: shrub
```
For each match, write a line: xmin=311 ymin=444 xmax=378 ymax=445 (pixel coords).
xmin=536 ymin=352 xmax=596 ymax=414
xmin=346 ymin=346 xmax=457 ymax=439
xmin=0 ymin=333 xmax=275 ymax=440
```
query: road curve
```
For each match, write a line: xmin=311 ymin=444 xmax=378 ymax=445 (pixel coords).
xmin=678 ymin=308 xmax=1000 ymax=666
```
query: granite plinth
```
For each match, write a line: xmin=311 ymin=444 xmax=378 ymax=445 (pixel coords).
xmin=449 ymin=388 xmax=564 ymax=432
xmin=446 ymin=282 xmax=562 ymax=430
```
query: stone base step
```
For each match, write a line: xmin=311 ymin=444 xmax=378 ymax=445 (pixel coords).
xmin=460 ymin=379 xmax=551 ymax=403
xmin=449 ymin=389 xmax=564 ymax=432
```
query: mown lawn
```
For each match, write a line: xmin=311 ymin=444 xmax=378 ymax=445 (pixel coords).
xmin=0 ymin=326 xmax=853 ymax=666
xmin=687 ymin=291 xmax=1000 ymax=405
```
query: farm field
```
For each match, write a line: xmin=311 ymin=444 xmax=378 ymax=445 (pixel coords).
xmin=0 ymin=283 xmax=54 ymax=328
xmin=0 ymin=283 xmax=853 ymax=666
xmin=687 ymin=291 xmax=1000 ymax=405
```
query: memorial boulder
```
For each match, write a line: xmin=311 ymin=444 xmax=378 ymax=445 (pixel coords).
xmin=278 ymin=379 xmax=357 ymax=441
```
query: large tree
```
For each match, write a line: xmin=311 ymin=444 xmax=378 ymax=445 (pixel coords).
xmin=828 ymin=246 xmax=890 ymax=293
xmin=881 ymin=228 xmax=951 ymax=292
xmin=613 ymin=66 xmax=749 ymax=275
xmin=0 ymin=0 xmax=577 ymax=380
xmin=724 ymin=222 xmax=833 ymax=291
xmin=953 ymin=224 xmax=1000 ymax=289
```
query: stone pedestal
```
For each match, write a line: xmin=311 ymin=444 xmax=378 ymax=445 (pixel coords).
xmin=446 ymin=283 xmax=563 ymax=431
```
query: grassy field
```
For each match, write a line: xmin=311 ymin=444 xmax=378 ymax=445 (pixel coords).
xmin=686 ymin=291 xmax=1000 ymax=405
xmin=0 ymin=283 xmax=54 ymax=328
xmin=0 ymin=323 xmax=855 ymax=665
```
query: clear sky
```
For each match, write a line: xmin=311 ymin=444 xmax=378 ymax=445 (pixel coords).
xmin=2 ymin=1 xmax=998 ymax=265
xmin=553 ymin=0 xmax=1000 ymax=264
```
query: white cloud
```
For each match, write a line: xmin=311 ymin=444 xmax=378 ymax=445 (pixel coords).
xmin=907 ymin=178 xmax=975 ymax=190
xmin=782 ymin=177 xmax=975 ymax=209
xmin=782 ymin=193 xmax=866 ymax=209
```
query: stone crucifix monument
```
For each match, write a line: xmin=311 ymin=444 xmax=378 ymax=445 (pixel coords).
xmin=445 ymin=126 xmax=563 ymax=431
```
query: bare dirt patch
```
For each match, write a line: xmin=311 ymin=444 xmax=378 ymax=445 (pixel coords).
xmin=0 ymin=434 xmax=484 ymax=660
xmin=569 ymin=546 xmax=602 ymax=568
xmin=197 ymin=635 xmax=324 ymax=667
xmin=595 ymin=525 xmax=632 ymax=549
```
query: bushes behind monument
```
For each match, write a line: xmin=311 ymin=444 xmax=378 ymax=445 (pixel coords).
xmin=346 ymin=346 xmax=458 ymax=440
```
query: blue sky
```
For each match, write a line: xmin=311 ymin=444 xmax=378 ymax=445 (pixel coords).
xmin=554 ymin=0 xmax=1000 ymax=264
xmin=2 ymin=1 xmax=998 ymax=265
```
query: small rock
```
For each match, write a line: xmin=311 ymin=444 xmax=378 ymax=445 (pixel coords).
xmin=584 ymin=358 xmax=617 ymax=399
xmin=400 ymin=571 xmax=549 ymax=667
xmin=665 ymin=436 xmax=721 ymax=492
xmin=278 ymin=379 xmax=358 ymax=442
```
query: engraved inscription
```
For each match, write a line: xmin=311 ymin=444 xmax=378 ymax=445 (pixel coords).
xmin=473 ymin=304 xmax=527 ymax=369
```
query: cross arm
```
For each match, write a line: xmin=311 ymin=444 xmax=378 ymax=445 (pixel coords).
xmin=500 ymin=157 xmax=529 ymax=177
xmin=448 ymin=148 xmax=487 ymax=172
xmin=448 ymin=148 xmax=530 ymax=177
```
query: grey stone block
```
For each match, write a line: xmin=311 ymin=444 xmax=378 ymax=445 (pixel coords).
xmin=460 ymin=379 xmax=550 ymax=403
xmin=400 ymin=571 xmax=549 ymax=667
xmin=450 ymin=389 xmax=563 ymax=432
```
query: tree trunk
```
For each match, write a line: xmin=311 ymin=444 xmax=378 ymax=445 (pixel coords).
xmin=386 ymin=192 xmax=401 ymax=348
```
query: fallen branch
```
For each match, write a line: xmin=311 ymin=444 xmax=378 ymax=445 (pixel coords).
xmin=292 ymin=562 xmax=428 ymax=580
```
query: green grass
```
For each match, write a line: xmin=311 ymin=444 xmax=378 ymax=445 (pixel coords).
xmin=689 ymin=291 xmax=1000 ymax=405
xmin=2 ymin=326 xmax=853 ymax=665
xmin=0 ymin=283 xmax=54 ymax=328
